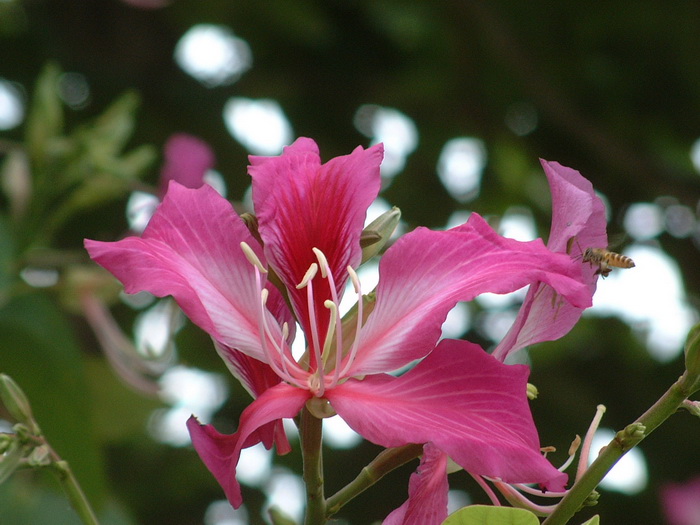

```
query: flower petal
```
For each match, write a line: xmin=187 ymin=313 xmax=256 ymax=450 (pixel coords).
xmin=326 ymin=339 xmax=567 ymax=492
xmin=249 ymin=138 xmax=383 ymax=346
xmin=187 ymin=383 xmax=310 ymax=508
xmin=214 ymin=342 xmax=282 ymax=401
xmin=347 ymin=212 xmax=590 ymax=376
xmin=383 ymin=444 xmax=449 ymax=525
xmin=492 ymin=160 xmax=606 ymax=361
xmin=85 ymin=182 xmax=284 ymax=364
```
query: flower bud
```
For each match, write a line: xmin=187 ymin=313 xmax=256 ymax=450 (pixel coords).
xmin=0 ymin=440 xmax=24 ymax=484
xmin=0 ymin=374 xmax=35 ymax=427
xmin=526 ymin=382 xmax=538 ymax=400
xmin=360 ymin=207 xmax=401 ymax=264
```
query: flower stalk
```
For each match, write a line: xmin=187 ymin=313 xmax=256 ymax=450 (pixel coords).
xmin=300 ymin=406 xmax=325 ymax=525
xmin=543 ymin=373 xmax=697 ymax=525
xmin=325 ymin=443 xmax=424 ymax=517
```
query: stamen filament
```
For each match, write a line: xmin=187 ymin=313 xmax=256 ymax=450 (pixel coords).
xmin=492 ymin=481 xmax=559 ymax=515
xmin=303 ymin=273 xmax=324 ymax=388
xmin=338 ymin=266 xmax=364 ymax=379
xmin=311 ymin=248 xmax=345 ymax=388
xmin=576 ymin=404 xmax=606 ymax=482
xmin=250 ymin=267 xmax=305 ymax=387
xmin=322 ymin=300 xmax=338 ymax=365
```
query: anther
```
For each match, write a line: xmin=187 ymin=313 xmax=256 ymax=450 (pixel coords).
xmin=347 ymin=266 xmax=361 ymax=294
xmin=322 ymin=300 xmax=338 ymax=361
xmin=312 ymin=248 xmax=330 ymax=278
xmin=240 ymin=242 xmax=267 ymax=274
xmin=296 ymin=263 xmax=319 ymax=289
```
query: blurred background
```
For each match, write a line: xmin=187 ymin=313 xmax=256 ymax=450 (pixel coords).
xmin=1 ymin=1 xmax=700 ymax=524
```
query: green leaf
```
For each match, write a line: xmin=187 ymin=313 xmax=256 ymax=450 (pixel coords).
xmin=442 ymin=505 xmax=540 ymax=525
xmin=579 ymin=516 xmax=600 ymax=525
xmin=25 ymin=62 xmax=64 ymax=170
xmin=0 ymin=215 xmax=15 ymax=306
xmin=0 ymin=293 xmax=107 ymax=508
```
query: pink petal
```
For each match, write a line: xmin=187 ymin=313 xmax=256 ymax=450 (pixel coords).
xmin=347 ymin=212 xmax=590 ymax=376
xmin=326 ymin=339 xmax=567 ymax=492
xmin=383 ymin=444 xmax=449 ymax=525
xmin=249 ymin=138 xmax=383 ymax=354
xmin=187 ymin=383 xmax=310 ymax=508
xmin=85 ymin=182 xmax=284 ymax=365
xmin=492 ymin=160 xmax=606 ymax=361
xmin=160 ymin=133 xmax=215 ymax=194
xmin=214 ymin=342 xmax=282 ymax=401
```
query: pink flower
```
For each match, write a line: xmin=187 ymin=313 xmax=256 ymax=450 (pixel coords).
xmin=492 ymin=160 xmax=607 ymax=362
xmin=85 ymin=138 xmax=591 ymax=519
xmin=159 ymin=133 xmax=215 ymax=195
xmin=388 ymin=161 xmax=607 ymax=523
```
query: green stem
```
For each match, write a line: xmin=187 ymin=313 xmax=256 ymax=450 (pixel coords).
xmin=300 ymin=407 xmax=325 ymax=525
xmin=543 ymin=374 xmax=694 ymax=525
xmin=51 ymin=461 xmax=100 ymax=525
xmin=326 ymin=443 xmax=423 ymax=517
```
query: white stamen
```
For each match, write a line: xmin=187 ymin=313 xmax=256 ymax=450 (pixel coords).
xmin=240 ymin=242 xmax=267 ymax=273
xmin=296 ymin=263 xmax=319 ymax=289
xmin=338 ymin=265 xmax=364 ymax=379
xmin=312 ymin=247 xmax=330 ymax=278
xmin=304 ymin=276 xmax=324 ymax=394
xmin=322 ymin=300 xmax=338 ymax=364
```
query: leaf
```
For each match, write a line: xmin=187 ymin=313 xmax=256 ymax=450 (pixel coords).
xmin=0 ymin=215 xmax=15 ymax=306
xmin=0 ymin=293 xmax=107 ymax=508
xmin=442 ymin=505 xmax=540 ymax=525
xmin=25 ymin=62 xmax=64 ymax=170
xmin=579 ymin=516 xmax=600 ymax=525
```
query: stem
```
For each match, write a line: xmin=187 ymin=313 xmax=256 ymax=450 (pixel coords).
xmin=543 ymin=375 xmax=693 ymax=525
xmin=300 ymin=407 xmax=325 ymax=525
xmin=325 ymin=443 xmax=423 ymax=517
xmin=51 ymin=461 xmax=100 ymax=525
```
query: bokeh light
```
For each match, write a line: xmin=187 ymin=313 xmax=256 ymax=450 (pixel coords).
xmin=0 ymin=79 xmax=24 ymax=130
xmin=354 ymin=104 xmax=418 ymax=180
xmin=223 ymin=97 xmax=293 ymax=155
xmin=437 ymin=137 xmax=487 ymax=202
xmin=623 ymin=202 xmax=664 ymax=241
xmin=174 ymin=24 xmax=252 ymax=87
xmin=589 ymin=244 xmax=697 ymax=361
xmin=589 ymin=428 xmax=648 ymax=494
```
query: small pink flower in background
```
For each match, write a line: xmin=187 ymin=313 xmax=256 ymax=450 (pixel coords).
xmin=159 ymin=133 xmax=215 ymax=193
xmin=661 ymin=476 xmax=700 ymax=525
xmin=86 ymin=138 xmax=592 ymax=523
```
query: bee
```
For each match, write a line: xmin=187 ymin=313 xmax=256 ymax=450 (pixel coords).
xmin=581 ymin=247 xmax=635 ymax=278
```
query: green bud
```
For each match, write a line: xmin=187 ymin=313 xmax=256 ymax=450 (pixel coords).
xmin=0 ymin=433 xmax=13 ymax=454
xmin=526 ymin=383 xmax=538 ymax=400
xmin=268 ymin=506 xmax=298 ymax=525
xmin=683 ymin=322 xmax=700 ymax=388
xmin=360 ymin=207 xmax=401 ymax=264
xmin=681 ymin=400 xmax=700 ymax=418
xmin=0 ymin=440 xmax=24 ymax=484
xmin=28 ymin=445 xmax=52 ymax=467
xmin=0 ymin=374 xmax=35 ymax=426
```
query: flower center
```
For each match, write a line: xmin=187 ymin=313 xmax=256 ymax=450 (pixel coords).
xmin=240 ymin=242 xmax=365 ymax=396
